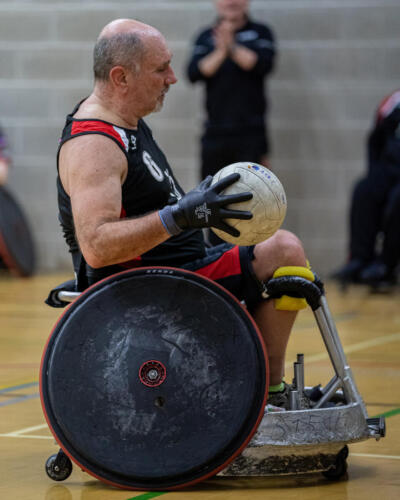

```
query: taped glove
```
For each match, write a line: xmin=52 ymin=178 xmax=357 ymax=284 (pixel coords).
xmin=159 ymin=173 xmax=253 ymax=237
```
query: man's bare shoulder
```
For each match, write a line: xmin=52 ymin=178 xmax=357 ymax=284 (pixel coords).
xmin=59 ymin=134 xmax=128 ymax=195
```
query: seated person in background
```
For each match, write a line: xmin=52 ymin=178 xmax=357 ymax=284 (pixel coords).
xmin=333 ymin=89 xmax=400 ymax=288
xmin=56 ymin=18 xmax=310 ymax=408
xmin=0 ymin=126 xmax=11 ymax=185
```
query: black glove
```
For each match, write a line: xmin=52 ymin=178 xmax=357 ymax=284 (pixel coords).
xmin=167 ymin=173 xmax=253 ymax=237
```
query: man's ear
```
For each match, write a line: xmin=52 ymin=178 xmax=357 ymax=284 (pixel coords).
xmin=109 ymin=65 xmax=129 ymax=90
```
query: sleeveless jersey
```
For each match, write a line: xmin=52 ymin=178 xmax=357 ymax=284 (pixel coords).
xmin=57 ymin=101 xmax=206 ymax=280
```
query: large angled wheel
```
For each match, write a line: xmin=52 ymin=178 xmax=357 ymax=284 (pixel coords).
xmin=0 ymin=186 xmax=35 ymax=276
xmin=40 ymin=267 xmax=268 ymax=490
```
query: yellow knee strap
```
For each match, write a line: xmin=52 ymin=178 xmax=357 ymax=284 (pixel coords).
xmin=274 ymin=295 xmax=307 ymax=311
xmin=272 ymin=266 xmax=315 ymax=311
xmin=272 ymin=266 xmax=315 ymax=281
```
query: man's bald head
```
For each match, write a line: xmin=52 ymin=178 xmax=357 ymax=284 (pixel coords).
xmin=93 ymin=19 xmax=162 ymax=81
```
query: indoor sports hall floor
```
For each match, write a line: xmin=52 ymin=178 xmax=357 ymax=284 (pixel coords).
xmin=0 ymin=271 xmax=399 ymax=500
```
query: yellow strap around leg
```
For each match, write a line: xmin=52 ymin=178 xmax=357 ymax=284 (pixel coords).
xmin=272 ymin=265 xmax=314 ymax=311
xmin=272 ymin=266 xmax=315 ymax=282
xmin=274 ymin=296 xmax=308 ymax=311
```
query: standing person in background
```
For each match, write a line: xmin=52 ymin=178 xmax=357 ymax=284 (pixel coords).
xmin=0 ymin=126 xmax=11 ymax=185
xmin=186 ymin=0 xmax=276 ymax=245
xmin=332 ymin=89 xmax=400 ymax=289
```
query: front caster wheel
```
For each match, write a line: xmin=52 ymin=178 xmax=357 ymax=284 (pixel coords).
xmin=45 ymin=450 xmax=73 ymax=481
xmin=322 ymin=445 xmax=348 ymax=480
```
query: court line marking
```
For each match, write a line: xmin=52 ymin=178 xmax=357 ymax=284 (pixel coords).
xmin=0 ymin=423 xmax=52 ymax=440
xmin=0 ymin=381 xmax=38 ymax=393
xmin=0 ymin=433 xmax=53 ymax=440
xmin=373 ymin=407 xmax=400 ymax=419
xmin=126 ymin=492 xmax=167 ymax=500
xmin=0 ymin=393 xmax=39 ymax=407
xmin=4 ymin=423 xmax=48 ymax=435
xmin=351 ymin=452 xmax=400 ymax=460
xmin=286 ymin=331 xmax=400 ymax=367
xmin=124 ymin=453 xmax=400 ymax=499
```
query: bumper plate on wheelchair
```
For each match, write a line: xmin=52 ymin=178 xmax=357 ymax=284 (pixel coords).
xmin=221 ymin=402 xmax=370 ymax=476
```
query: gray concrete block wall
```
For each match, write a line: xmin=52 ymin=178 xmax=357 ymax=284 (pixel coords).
xmin=1 ymin=0 xmax=399 ymax=275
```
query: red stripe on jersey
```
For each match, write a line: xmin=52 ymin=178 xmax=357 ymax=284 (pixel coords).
xmin=377 ymin=89 xmax=400 ymax=122
xmin=71 ymin=121 xmax=125 ymax=149
xmin=195 ymin=245 xmax=241 ymax=281
xmin=119 ymin=256 xmax=143 ymax=268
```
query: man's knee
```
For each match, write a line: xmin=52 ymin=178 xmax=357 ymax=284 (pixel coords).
xmin=252 ymin=229 xmax=306 ymax=281
xmin=274 ymin=230 xmax=306 ymax=265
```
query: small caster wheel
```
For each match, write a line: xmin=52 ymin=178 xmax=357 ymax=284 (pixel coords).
xmin=322 ymin=446 xmax=348 ymax=481
xmin=45 ymin=450 xmax=73 ymax=481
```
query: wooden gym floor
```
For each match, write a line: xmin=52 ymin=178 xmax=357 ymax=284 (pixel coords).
xmin=0 ymin=271 xmax=399 ymax=500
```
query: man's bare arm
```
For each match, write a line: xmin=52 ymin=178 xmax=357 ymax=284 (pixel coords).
xmin=230 ymin=44 xmax=258 ymax=71
xmin=197 ymin=21 xmax=233 ymax=77
xmin=0 ymin=158 xmax=9 ymax=185
xmin=59 ymin=135 xmax=170 ymax=269
xmin=198 ymin=20 xmax=258 ymax=77
xmin=198 ymin=47 xmax=228 ymax=77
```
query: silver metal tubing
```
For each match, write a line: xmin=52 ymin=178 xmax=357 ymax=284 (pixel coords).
xmin=294 ymin=362 xmax=304 ymax=394
xmin=320 ymin=374 xmax=340 ymax=396
xmin=289 ymin=390 xmax=300 ymax=410
xmin=313 ymin=297 xmax=368 ymax=417
xmin=57 ymin=291 xmax=81 ymax=303
xmin=320 ymin=296 xmax=348 ymax=362
xmin=313 ymin=377 xmax=341 ymax=409
xmin=314 ymin=307 xmax=356 ymax=405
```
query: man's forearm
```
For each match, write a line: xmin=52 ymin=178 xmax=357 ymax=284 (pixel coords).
xmin=230 ymin=44 xmax=258 ymax=71
xmin=78 ymin=211 xmax=170 ymax=269
xmin=198 ymin=48 xmax=228 ymax=77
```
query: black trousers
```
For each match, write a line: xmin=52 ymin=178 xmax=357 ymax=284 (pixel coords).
xmin=350 ymin=168 xmax=400 ymax=270
xmin=200 ymin=131 xmax=268 ymax=179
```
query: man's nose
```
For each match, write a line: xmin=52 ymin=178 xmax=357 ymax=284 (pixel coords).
xmin=166 ymin=67 xmax=178 ymax=85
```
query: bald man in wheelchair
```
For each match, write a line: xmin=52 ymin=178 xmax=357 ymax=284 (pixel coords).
xmin=56 ymin=18 xmax=309 ymax=409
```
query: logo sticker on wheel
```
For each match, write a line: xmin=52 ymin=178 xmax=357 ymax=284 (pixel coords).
xmin=139 ymin=360 xmax=167 ymax=387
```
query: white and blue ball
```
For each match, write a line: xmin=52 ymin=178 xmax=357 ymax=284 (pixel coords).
xmin=212 ymin=162 xmax=287 ymax=246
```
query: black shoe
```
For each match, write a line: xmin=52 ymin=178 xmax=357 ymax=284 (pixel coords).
xmin=267 ymin=382 xmax=291 ymax=409
xmin=359 ymin=260 xmax=397 ymax=290
xmin=331 ymin=259 xmax=365 ymax=284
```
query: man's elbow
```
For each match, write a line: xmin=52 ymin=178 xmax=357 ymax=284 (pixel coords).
xmin=82 ymin=251 xmax=107 ymax=269
xmin=80 ymin=242 xmax=109 ymax=269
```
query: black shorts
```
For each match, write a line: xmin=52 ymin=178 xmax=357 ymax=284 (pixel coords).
xmin=84 ymin=243 xmax=263 ymax=308
xmin=181 ymin=243 xmax=263 ymax=309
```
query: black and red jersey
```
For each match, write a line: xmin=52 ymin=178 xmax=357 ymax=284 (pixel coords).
xmin=57 ymin=101 xmax=205 ymax=282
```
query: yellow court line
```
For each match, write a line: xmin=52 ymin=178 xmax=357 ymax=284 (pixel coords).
xmin=351 ymin=452 xmax=400 ymax=460
xmin=286 ymin=331 xmax=400 ymax=367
